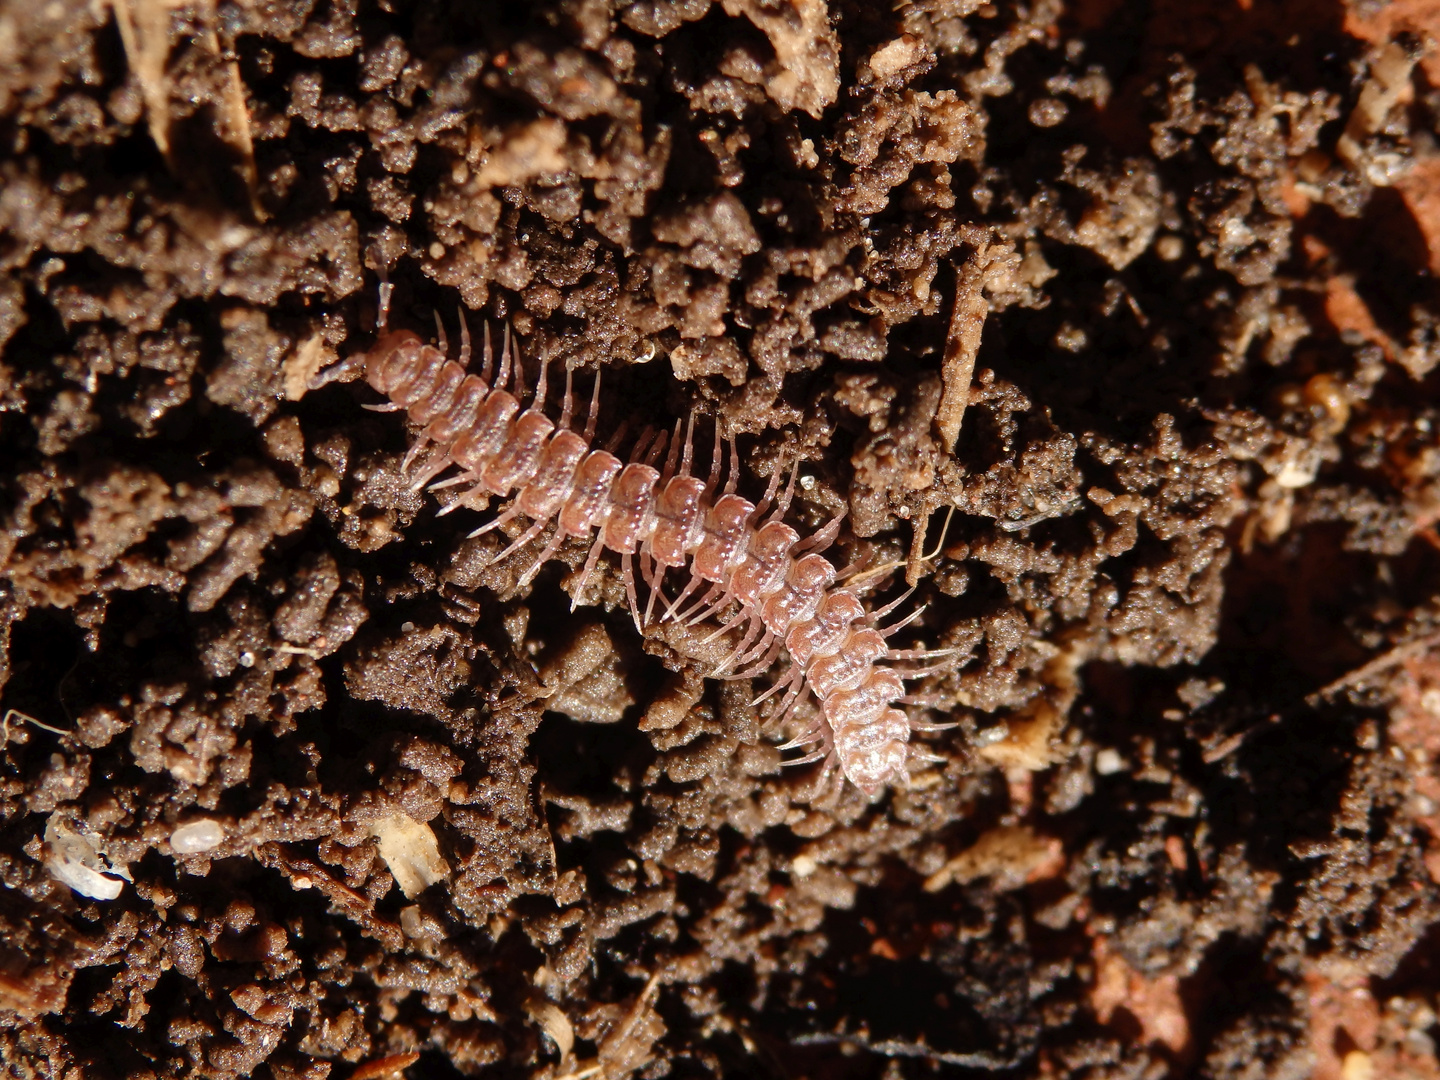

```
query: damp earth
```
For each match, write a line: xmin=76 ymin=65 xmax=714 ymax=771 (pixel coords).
xmin=3 ymin=1 xmax=1440 ymax=1078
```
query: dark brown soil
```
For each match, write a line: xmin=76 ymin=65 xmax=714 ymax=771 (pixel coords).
xmin=3 ymin=1 xmax=1440 ymax=1077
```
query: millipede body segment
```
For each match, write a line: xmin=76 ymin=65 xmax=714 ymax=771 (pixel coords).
xmin=314 ymin=305 xmax=954 ymax=795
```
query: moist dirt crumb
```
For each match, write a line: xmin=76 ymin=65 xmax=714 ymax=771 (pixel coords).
xmin=3 ymin=0 xmax=1440 ymax=1077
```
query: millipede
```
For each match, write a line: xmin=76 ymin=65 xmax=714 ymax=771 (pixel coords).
xmin=312 ymin=285 xmax=960 ymax=796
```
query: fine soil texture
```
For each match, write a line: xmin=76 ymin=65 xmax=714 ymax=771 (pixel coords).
xmin=4 ymin=1 xmax=1440 ymax=1078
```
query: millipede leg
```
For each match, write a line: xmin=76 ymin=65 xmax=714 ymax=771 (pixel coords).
xmin=400 ymin=443 xmax=424 ymax=477
xmin=777 ymin=725 xmax=823 ymax=752
xmin=713 ymin=618 xmax=764 ymax=673
xmin=660 ymin=419 xmax=682 ymax=482
xmin=767 ymin=458 xmax=800 ymax=523
xmin=430 ymin=471 xmax=479 ymax=493
xmin=622 ymin=551 xmax=643 ymax=633
xmin=684 ymin=585 xmax=734 ymax=628
xmin=583 ymin=368 xmax=603 ymax=442
xmin=878 ymin=604 xmax=927 ymax=639
xmin=571 ymin=533 xmax=608 ymax=612
xmin=307 ymin=351 xmax=366 ymax=390
xmin=782 ymin=747 xmax=829 ymax=767
xmin=488 ymin=516 xmax=551 ymax=567
xmin=674 ymin=582 xmax=724 ymax=625
xmin=750 ymin=458 xmax=785 ymax=524
xmin=467 ymin=504 xmax=521 ymax=541
xmin=729 ymin=628 xmax=775 ymax=673
xmin=518 ymin=530 xmax=566 ymax=588
xmin=679 ymin=413 xmax=695 ymax=477
xmin=558 ymin=366 xmax=575 ymax=430
xmin=434 ymin=480 xmax=487 ymax=517
xmin=432 ymin=310 xmax=448 ymax=355
xmin=733 ymin=636 xmax=783 ymax=681
xmin=750 ymin=661 xmax=798 ymax=707
xmin=642 ymin=559 xmax=665 ymax=628
xmin=457 ymin=307 xmax=471 ymax=366
xmin=887 ymin=646 xmax=963 ymax=661
xmin=697 ymin=604 xmax=747 ymax=648
xmin=602 ymin=418 xmax=631 ymax=455
xmin=497 ymin=323 xmax=513 ymax=390
xmin=869 ymin=588 xmax=917 ymax=625
xmin=409 ymin=453 xmax=456 ymax=492
xmin=451 ymin=485 xmax=492 ymax=516
xmin=899 ymin=693 xmax=950 ymax=709
xmin=722 ymin=433 xmax=739 ymax=495
xmin=480 ymin=322 xmax=495 ymax=383
xmin=890 ymin=657 xmax=965 ymax=679
xmin=660 ymin=573 xmax=704 ymax=623
xmin=701 ymin=421 xmax=722 ymax=501
xmin=627 ymin=425 xmax=656 ymax=463
xmin=793 ymin=512 xmax=846 ymax=556
xmin=907 ymin=719 xmax=959 ymax=733
xmin=768 ymin=677 xmax=812 ymax=728
xmin=643 ymin=433 xmax=668 ymax=468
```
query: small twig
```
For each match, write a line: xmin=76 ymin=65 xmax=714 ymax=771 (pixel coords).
xmin=851 ymin=507 xmax=959 ymax=591
xmin=259 ymin=843 xmax=404 ymax=950
xmin=1305 ymin=631 xmax=1440 ymax=706
xmin=1200 ymin=731 xmax=1249 ymax=764
xmin=936 ymin=250 xmax=990 ymax=452
xmin=608 ymin=973 xmax=662 ymax=1048
xmin=107 ymin=0 xmax=175 ymax=165
xmin=1199 ymin=710 xmax=1285 ymax=763
xmin=274 ymin=643 xmax=324 ymax=659
xmin=997 ymin=496 xmax=1082 ymax=532
xmin=905 ymin=505 xmax=957 ymax=587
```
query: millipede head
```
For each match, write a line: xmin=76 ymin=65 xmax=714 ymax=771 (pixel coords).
xmin=365 ymin=330 xmax=424 ymax=395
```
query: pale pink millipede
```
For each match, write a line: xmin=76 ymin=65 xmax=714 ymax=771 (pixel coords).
xmin=312 ymin=293 xmax=958 ymax=795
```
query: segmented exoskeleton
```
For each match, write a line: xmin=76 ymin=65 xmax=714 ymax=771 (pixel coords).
xmin=313 ymin=293 xmax=957 ymax=795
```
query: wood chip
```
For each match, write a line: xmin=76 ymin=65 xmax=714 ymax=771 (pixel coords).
xmin=283 ymin=333 xmax=336 ymax=401
xmin=923 ymin=825 xmax=1063 ymax=893
xmin=350 ymin=1052 xmax=421 ymax=1080
xmin=527 ymin=1000 xmax=575 ymax=1060
xmin=108 ymin=0 xmax=175 ymax=163
xmin=936 ymin=248 xmax=990 ymax=452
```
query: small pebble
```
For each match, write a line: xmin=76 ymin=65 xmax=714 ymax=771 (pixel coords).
xmin=170 ymin=819 xmax=225 ymax=854
xmin=1095 ymin=748 xmax=1125 ymax=775
xmin=975 ymin=723 xmax=1009 ymax=746
xmin=1054 ymin=323 xmax=1088 ymax=353
xmin=1341 ymin=1049 xmax=1374 ymax=1080
xmin=1155 ymin=234 xmax=1184 ymax=261
xmin=1028 ymin=98 xmax=1068 ymax=127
